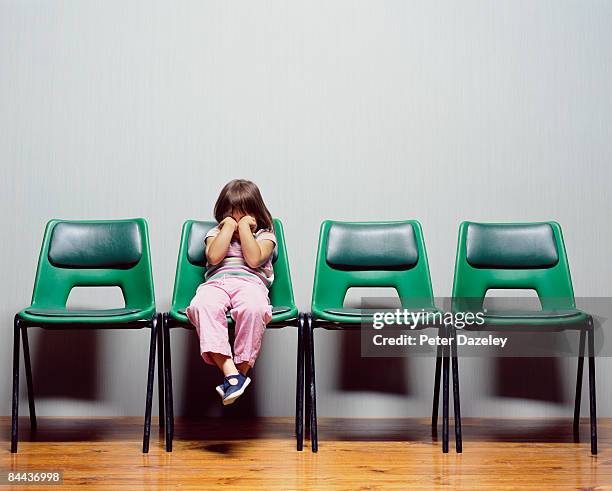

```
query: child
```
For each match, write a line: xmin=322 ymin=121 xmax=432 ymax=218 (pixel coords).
xmin=186 ymin=179 xmax=276 ymax=405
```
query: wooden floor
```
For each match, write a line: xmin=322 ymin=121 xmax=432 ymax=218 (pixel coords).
xmin=1 ymin=417 xmax=610 ymax=490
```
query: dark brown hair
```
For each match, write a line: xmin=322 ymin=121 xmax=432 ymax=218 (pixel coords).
xmin=214 ymin=179 xmax=274 ymax=231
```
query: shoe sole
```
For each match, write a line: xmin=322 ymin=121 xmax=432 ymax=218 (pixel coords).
xmin=222 ymin=377 xmax=251 ymax=406
xmin=215 ymin=385 xmax=225 ymax=399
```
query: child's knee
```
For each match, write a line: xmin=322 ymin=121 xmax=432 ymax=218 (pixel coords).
xmin=196 ymin=302 xmax=224 ymax=315
xmin=233 ymin=303 xmax=271 ymax=323
xmin=190 ymin=295 xmax=224 ymax=314
xmin=187 ymin=299 xmax=227 ymax=326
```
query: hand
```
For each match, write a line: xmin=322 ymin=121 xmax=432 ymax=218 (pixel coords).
xmin=220 ymin=216 xmax=238 ymax=231
xmin=239 ymin=215 xmax=257 ymax=232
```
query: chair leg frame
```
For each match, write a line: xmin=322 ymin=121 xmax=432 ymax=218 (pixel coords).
xmin=11 ymin=315 xmax=39 ymax=453
xmin=305 ymin=313 xmax=318 ymax=452
xmin=296 ymin=313 xmax=305 ymax=451
xmin=572 ymin=318 xmax=597 ymax=455
xmin=442 ymin=325 xmax=450 ymax=454
xmin=157 ymin=315 xmax=165 ymax=429
xmin=305 ymin=318 xmax=311 ymax=441
xmin=308 ymin=318 xmax=456 ymax=454
xmin=161 ymin=313 xmax=303 ymax=452
xmin=436 ymin=318 xmax=597 ymax=455
xmin=12 ymin=314 xmax=159 ymax=454
xmin=573 ymin=329 xmax=586 ymax=440
xmin=432 ymin=324 xmax=459 ymax=453
xmin=22 ymin=324 xmax=37 ymax=432
xmin=449 ymin=323 xmax=462 ymax=453
xmin=587 ymin=317 xmax=597 ymax=455
xmin=142 ymin=314 xmax=159 ymax=453
xmin=431 ymin=343 xmax=442 ymax=437
xmin=163 ymin=313 xmax=175 ymax=452
xmin=11 ymin=316 xmax=21 ymax=453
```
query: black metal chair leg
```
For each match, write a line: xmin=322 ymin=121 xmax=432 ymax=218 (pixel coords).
xmin=11 ymin=316 xmax=21 ymax=453
xmin=21 ymin=325 xmax=37 ymax=431
xmin=307 ymin=314 xmax=318 ymax=452
xmin=157 ymin=313 xmax=165 ymax=429
xmin=442 ymin=326 xmax=450 ymax=454
xmin=296 ymin=313 xmax=305 ymax=451
xmin=587 ymin=318 xmax=597 ymax=455
xmin=163 ymin=314 xmax=174 ymax=452
xmin=450 ymin=324 xmax=462 ymax=453
xmin=573 ymin=329 xmax=586 ymax=440
xmin=432 ymin=342 xmax=442 ymax=437
xmin=304 ymin=316 xmax=312 ymax=440
xmin=142 ymin=316 xmax=158 ymax=453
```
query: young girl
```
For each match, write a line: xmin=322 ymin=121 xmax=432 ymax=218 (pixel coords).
xmin=186 ymin=179 xmax=276 ymax=405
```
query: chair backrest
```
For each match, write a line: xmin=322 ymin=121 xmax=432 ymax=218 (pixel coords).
xmin=311 ymin=220 xmax=435 ymax=312
xmin=170 ymin=218 xmax=296 ymax=313
xmin=452 ymin=221 xmax=576 ymax=310
xmin=30 ymin=219 xmax=155 ymax=310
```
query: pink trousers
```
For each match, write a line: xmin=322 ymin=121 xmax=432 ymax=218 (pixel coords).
xmin=186 ymin=274 xmax=272 ymax=367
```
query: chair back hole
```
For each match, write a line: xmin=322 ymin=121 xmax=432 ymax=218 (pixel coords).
xmin=66 ymin=286 xmax=126 ymax=310
xmin=343 ymin=287 xmax=401 ymax=309
xmin=483 ymin=289 xmax=542 ymax=312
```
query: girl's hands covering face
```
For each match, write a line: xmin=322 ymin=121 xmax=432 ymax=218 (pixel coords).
xmin=220 ymin=216 xmax=238 ymax=231
xmin=239 ymin=215 xmax=257 ymax=232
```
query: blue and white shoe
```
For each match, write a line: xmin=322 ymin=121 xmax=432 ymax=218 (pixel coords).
xmin=221 ymin=373 xmax=251 ymax=406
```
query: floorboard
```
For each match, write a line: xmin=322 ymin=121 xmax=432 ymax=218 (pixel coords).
xmin=1 ymin=417 xmax=609 ymax=490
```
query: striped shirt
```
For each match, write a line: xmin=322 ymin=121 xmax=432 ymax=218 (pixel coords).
xmin=204 ymin=226 xmax=277 ymax=287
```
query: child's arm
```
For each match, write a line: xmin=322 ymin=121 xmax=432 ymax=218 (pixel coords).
xmin=206 ymin=217 xmax=237 ymax=265
xmin=238 ymin=216 xmax=275 ymax=268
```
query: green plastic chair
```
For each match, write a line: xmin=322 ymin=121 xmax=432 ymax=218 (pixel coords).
xmin=162 ymin=218 xmax=302 ymax=451
xmin=307 ymin=220 xmax=459 ymax=452
xmin=11 ymin=219 xmax=162 ymax=454
xmin=449 ymin=221 xmax=596 ymax=454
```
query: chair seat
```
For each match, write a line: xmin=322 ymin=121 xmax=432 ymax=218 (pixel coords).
xmin=19 ymin=306 xmax=153 ymax=324
xmin=324 ymin=307 xmax=381 ymax=317
xmin=170 ymin=305 xmax=298 ymax=326
xmin=317 ymin=307 xmax=439 ymax=326
xmin=177 ymin=306 xmax=291 ymax=317
xmin=466 ymin=308 xmax=589 ymax=329
xmin=484 ymin=308 xmax=582 ymax=319
xmin=324 ymin=307 xmax=439 ymax=317
xmin=25 ymin=307 xmax=141 ymax=317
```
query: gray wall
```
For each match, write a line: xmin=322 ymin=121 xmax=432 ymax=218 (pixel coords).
xmin=1 ymin=1 xmax=611 ymax=419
